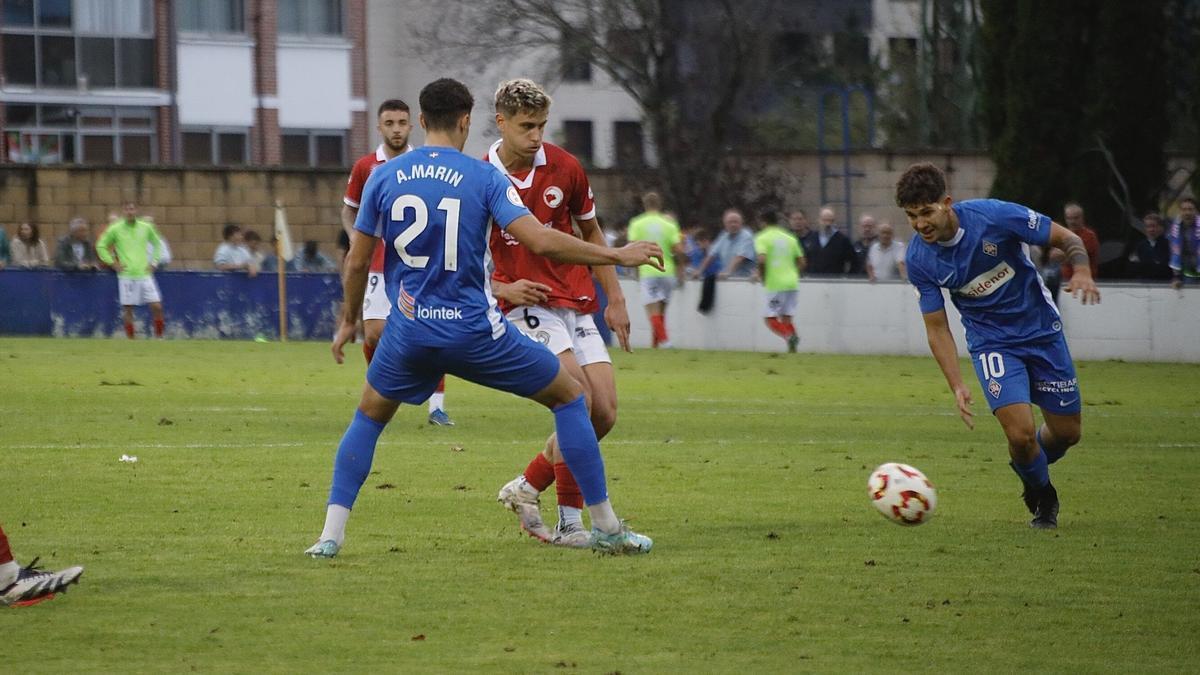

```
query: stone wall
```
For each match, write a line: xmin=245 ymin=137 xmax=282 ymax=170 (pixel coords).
xmin=0 ymin=152 xmax=1003 ymax=270
xmin=0 ymin=166 xmax=348 ymax=269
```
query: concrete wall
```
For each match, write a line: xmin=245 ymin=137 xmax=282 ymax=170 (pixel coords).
xmin=621 ymin=278 xmax=1200 ymax=363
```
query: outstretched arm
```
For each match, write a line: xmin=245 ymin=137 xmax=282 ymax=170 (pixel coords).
xmin=506 ymin=215 xmax=663 ymax=270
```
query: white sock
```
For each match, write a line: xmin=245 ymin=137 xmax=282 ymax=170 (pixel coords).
xmin=0 ymin=560 xmax=18 ymax=588
xmin=428 ymin=392 xmax=445 ymax=413
xmin=319 ymin=504 xmax=351 ymax=546
xmin=558 ymin=505 xmax=584 ymax=529
xmin=587 ymin=500 xmax=620 ymax=534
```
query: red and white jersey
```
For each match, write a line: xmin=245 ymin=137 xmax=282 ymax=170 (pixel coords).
xmin=345 ymin=143 xmax=411 ymax=272
xmin=484 ymin=140 xmax=599 ymax=314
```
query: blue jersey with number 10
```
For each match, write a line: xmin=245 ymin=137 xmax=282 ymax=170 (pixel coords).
xmin=355 ymin=145 xmax=532 ymax=347
xmin=906 ymin=198 xmax=1061 ymax=352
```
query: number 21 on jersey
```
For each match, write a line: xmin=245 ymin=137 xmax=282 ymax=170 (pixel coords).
xmin=391 ymin=195 xmax=460 ymax=271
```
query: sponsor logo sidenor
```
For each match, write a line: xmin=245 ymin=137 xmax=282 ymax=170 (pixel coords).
xmin=957 ymin=262 xmax=1015 ymax=299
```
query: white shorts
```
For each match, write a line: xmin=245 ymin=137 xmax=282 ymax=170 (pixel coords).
xmin=118 ymin=277 xmax=161 ymax=306
xmin=763 ymin=290 xmax=798 ymax=318
xmin=639 ymin=276 xmax=675 ymax=305
xmin=506 ymin=305 xmax=611 ymax=367
xmin=363 ymin=272 xmax=390 ymax=321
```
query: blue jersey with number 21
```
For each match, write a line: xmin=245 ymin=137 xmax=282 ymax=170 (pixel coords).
xmin=355 ymin=145 xmax=532 ymax=347
xmin=906 ymin=199 xmax=1061 ymax=352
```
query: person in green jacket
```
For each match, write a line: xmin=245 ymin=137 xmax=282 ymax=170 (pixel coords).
xmin=96 ymin=202 xmax=166 ymax=339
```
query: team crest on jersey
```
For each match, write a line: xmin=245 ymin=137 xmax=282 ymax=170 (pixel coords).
xmin=987 ymin=378 xmax=1002 ymax=398
xmin=983 ymin=241 xmax=998 ymax=256
xmin=543 ymin=186 xmax=564 ymax=208
xmin=506 ymin=186 xmax=523 ymax=207
xmin=534 ymin=330 xmax=551 ymax=345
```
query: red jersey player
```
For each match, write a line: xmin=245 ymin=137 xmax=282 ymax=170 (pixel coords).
xmin=488 ymin=79 xmax=634 ymax=547
xmin=342 ymin=99 xmax=453 ymax=426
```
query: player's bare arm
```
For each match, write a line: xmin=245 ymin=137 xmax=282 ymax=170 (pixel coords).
xmin=332 ymin=230 xmax=375 ymax=364
xmin=1048 ymin=222 xmax=1100 ymax=305
xmin=922 ymin=308 xmax=974 ymax=430
xmin=340 ymin=203 xmax=358 ymax=238
xmin=578 ymin=216 xmax=633 ymax=352
xmin=492 ymin=279 xmax=551 ymax=306
xmin=507 ymin=216 xmax=664 ymax=270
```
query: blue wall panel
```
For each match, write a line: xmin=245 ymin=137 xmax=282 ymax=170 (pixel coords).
xmin=0 ymin=270 xmax=341 ymax=339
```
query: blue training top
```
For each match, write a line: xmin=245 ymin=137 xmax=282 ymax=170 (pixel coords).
xmin=906 ymin=198 xmax=1062 ymax=352
xmin=355 ymin=145 xmax=533 ymax=346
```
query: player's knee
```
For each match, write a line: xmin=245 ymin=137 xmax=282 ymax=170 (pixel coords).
xmin=1005 ymin=427 xmax=1038 ymax=453
xmin=590 ymin=402 xmax=617 ymax=439
xmin=1060 ymin=426 xmax=1081 ymax=447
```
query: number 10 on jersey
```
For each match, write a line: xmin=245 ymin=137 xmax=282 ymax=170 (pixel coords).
xmin=391 ymin=195 xmax=461 ymax=271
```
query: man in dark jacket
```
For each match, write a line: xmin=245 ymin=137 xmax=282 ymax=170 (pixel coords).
xmin=805 ymin=206 xmax=857 ymax=276
xmin=54 ymin=218 xmax=100 ymax=271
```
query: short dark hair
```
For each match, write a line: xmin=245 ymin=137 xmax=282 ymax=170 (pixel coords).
xmin=895 ymin=162 xmax=948 ymax=207
xmin=243 ymin=229 xmax=261 ymax=243
xmin=377 ymin=98 xmax=409 ymax=117
xmin=1180 ymin=197 xmax=1197 ymax=208
xmin=222 ymin=223 xmax=241 ymax=240
xmin=419 ymin=78 xmax=474 ymax=132
xmin=1143 ymin=212 xmax=1163 ymax=226
xmin=760 ymin=209 xmax=779 ymax=225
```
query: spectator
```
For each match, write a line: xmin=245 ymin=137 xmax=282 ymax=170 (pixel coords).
xmin=260 ymin=236 xmax=280 ymax=273
xmin=805 ymin=206 xmax=856 ymax=275
xmin=293 ymin=240 xmax=335 ymax=273
xmin=1061 ymin=203 xmax=1100 ymax=281
xmin=789 ymin=209 xmax=818 ymax=265
xmin=0 ymin=224 xmax=10 ymax=268
xmin=1168 ymin=196 xmax=1200 ymax=288
xmin=213 ymin=224 xmax=256 ymax=276
xmin=852 ymin=214 xmax=879 ymax=274
xmin=1127 ymin=212 xmax=1171 ymax=282
xmin=244 ymin=230 xmax=266 ymax=272
xmin=10 ymin=223 xmax=50 ymax=268
xmin=866 ymin=222 xmax=906 ymax=282
xmin=699 ymin=208 xmax=757 ymax=279
xmin=1028 ymin=245 xmax=1064 ymax=306
xmin=54 ymin=218 xmax=100 ymax=271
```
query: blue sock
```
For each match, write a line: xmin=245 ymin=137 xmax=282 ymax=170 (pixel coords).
xmin=1012 ymin=448 xmax=1050 ymax=489
xmin=1038 ymin=429 xmax=1068 ymax=465
xmin=328 ymin=410 xmax=386 ymax=508
xmin=552 ymin=395 xmax=609 ymax=506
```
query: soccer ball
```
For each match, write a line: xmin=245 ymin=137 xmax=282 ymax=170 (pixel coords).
xmin=868 ymin=463 xmax=937 ymax=525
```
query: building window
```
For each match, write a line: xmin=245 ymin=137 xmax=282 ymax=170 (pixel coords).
xmin=614 ymin=121 xmax=644 ymax=168
xmin=4 ymin=104 xmax=155 ymax=164
xmin=1 ymin=0 xmax=154 ymax=90
xmin=562 ymin=120 xmax=594 ymax=166
xmin=561 ymin=38 xmax=591 ymax=82
xmin=181 ymin=128 xmax=248 ymax=166
xmin=178 ymin=0 xmax=245 ymax=34
xmin=281 ymin=129 xmax=345 ymax=167
xmin=278 ymin=0 xmax=343 ymax=37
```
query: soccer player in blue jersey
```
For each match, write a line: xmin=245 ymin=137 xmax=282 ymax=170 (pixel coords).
xmin=895 ymin=163 xmax=1100 ymax=529
xmin=304 ymin=78 xmax=664 ymax=557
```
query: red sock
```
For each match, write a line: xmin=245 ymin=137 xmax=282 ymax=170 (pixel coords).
xmin=363 ymin=343 xmax=376 ymax=363
xmin=124 ymin=321 xmax=135 ymax=339
xmin=0 ymin=525 xmax=12 ymax=565
xmin=522 ymin=452 xmax=556 ymax=492
xmin=153 ymin=318 xmax=164 ymax=337
xmin=782 ymin=320 xmax=796 ymax=337
xmin=435 ymin=377 xmax=445 ymax=393
xmin=553 ymin=462 xmax=585 ymax=510
xmin=649 ymin=314 xmax=667 ymax=346
xmin=766 ymin=318 xmax=788 ymax=337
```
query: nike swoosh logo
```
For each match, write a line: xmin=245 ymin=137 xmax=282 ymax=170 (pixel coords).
xmin=938 ymin=273 xmax=954 ymax=285
xmin=1058 ymin=398 xmax=1078 ymax=407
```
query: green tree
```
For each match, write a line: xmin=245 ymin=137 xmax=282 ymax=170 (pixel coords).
xmin=982 ymin=0 xmax=1169 ymax=241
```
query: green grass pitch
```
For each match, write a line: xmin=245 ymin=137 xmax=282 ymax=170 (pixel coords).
xmin=1 ymin=337 xmax=1198 ymax=672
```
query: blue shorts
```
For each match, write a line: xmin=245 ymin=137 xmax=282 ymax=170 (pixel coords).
xmin=970 ymin=333 xmax=1080 ymax=415
xmin=367 ymin=320 xmax=560 ymax=404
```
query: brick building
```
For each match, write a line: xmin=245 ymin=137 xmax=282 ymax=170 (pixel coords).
xmin=0 ymin=0 xmax=368 ymax=168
